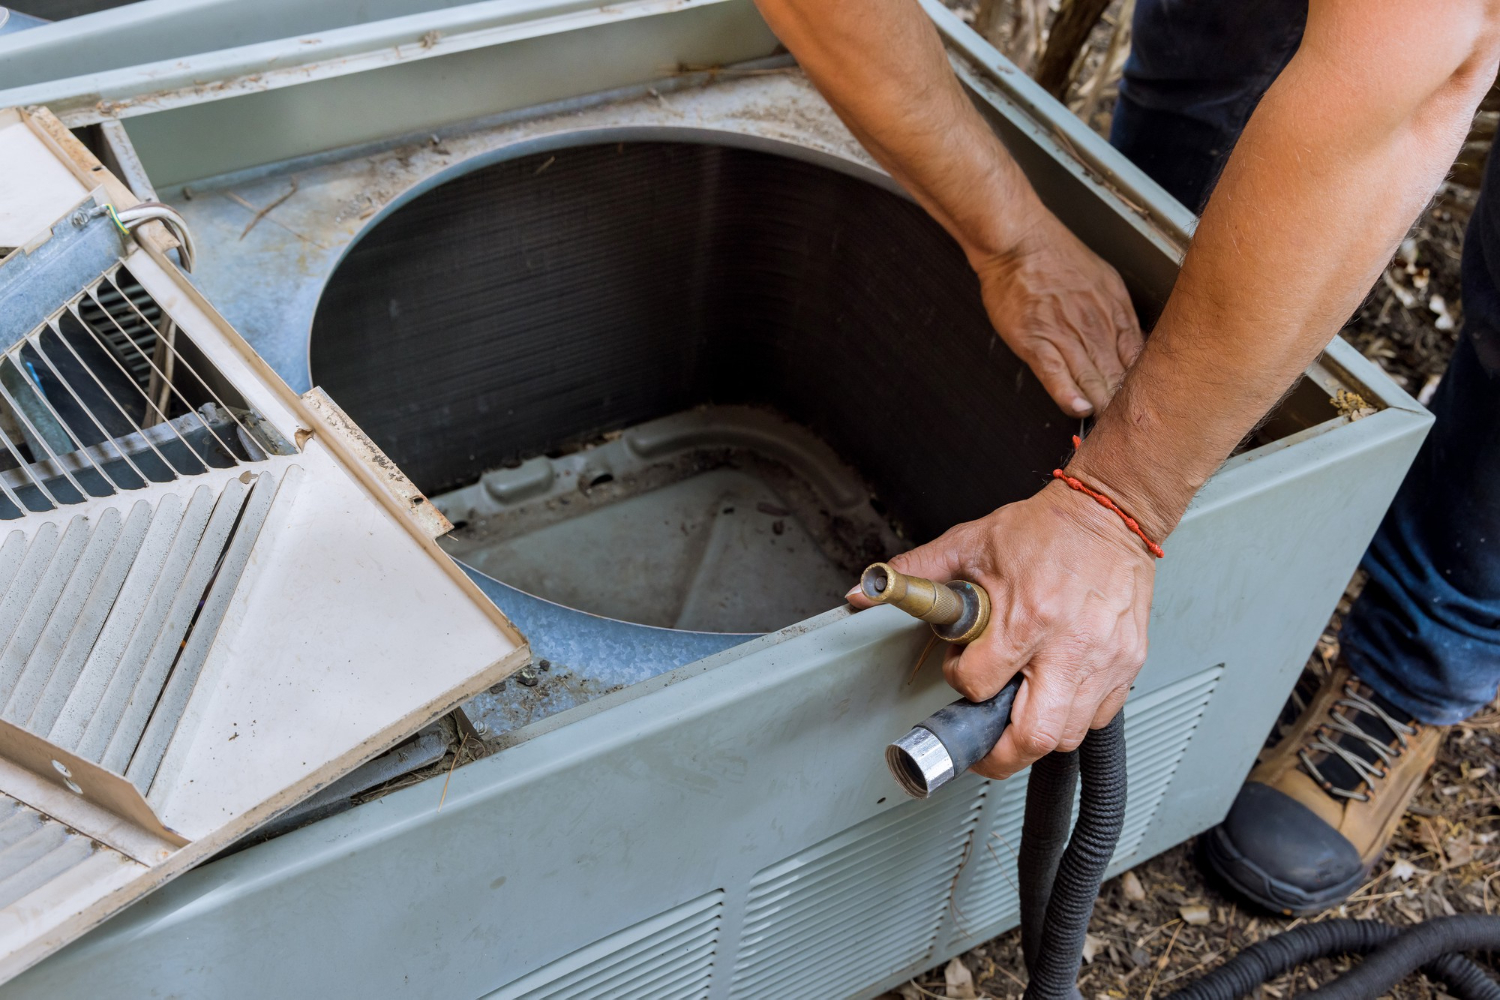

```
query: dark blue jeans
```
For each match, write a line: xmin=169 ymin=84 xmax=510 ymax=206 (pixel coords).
xmin=1111 ymin=0 xmax=1500 ymax=724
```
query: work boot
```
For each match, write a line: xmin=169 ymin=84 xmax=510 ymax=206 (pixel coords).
xmin=1204 ymin=663 xmax=1442 ymax=916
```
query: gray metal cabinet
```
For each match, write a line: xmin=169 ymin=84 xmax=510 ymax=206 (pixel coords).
xmin=0 ymin=2 xmax=1431 ymax=996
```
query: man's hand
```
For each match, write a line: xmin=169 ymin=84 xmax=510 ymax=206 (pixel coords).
xmin=751 ymin=0 xmax=1140 ymax=418
xmin=977 ymin=214 xmax=1143 ymax=418
xmin=851 ymin=481 xmax=1154 ymax=778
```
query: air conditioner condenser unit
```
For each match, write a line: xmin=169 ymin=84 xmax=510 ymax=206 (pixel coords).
xmin=0 ymin=4 xmax=1435 ymax=998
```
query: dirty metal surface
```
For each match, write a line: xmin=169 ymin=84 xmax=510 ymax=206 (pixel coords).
xmin=242 ymin=723 xmax=451 ymax=843
xmin=438 ymin=405 xmax=907 ymax=737
xmin=307 ymin=136 xmax=1071 ymax=539
xmin=0 ymin=196 xmax=126 ymax=349
xmin=434 ymin=406 xmax=901 ymax=633
xmin=457 ymin=574 xmax=746 ymax=739
xmin=153 ymin=70 xmax=875 ymax=395
xmin=0 ymin=0 xmax=769 ymax=128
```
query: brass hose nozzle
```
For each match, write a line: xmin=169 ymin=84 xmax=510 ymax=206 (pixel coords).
xmin=859 ymin=562 xmax=990 ymax=645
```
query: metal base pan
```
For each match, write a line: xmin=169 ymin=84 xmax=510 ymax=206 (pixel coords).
xmin=433 ymin=405 xmax=902 ymax=634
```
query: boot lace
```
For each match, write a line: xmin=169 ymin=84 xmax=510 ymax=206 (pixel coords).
xmin=1298 ymin=683 xmax=1417 ymax=802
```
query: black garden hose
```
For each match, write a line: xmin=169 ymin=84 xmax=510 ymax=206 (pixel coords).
xmin=1008 ymin=714 xmax=1500 ymax=1000
xmin=873 ymin=569 xmax=1500 ymax=998
xmin=1161 ymin=917 xmax=1500 ymax=1000
xmin=1018 ymin=748 xmax=1078 ymax=974
xmin=1023 ymin=714 xmax=1128 ymax=1000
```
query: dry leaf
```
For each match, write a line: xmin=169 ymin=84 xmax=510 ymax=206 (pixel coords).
xmin=1390 ymin=857 xmax=1419 ymax=882
xmin=1430 ymin=294 xmax=1456 ymax=331
xmin=1446 ymin=837 xmax=1476 ymax=867
xmin=896 ymin=985 xmax=922 ymax=1000
xmin=1382 ymin=269 xmax=1418 ymax=309
xmin=944 ymin=957 xmax=977 ymax=1000
xmin=1418 ymin=372 xmax=1443 ymax=407
xmin=1121 ymin=870 xmax=1146 ymax=902
xmin=1178 ymin=903 xmax=1211 ymax=926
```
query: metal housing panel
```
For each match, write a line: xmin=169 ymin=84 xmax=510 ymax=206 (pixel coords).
xmin=0 ymin=0 xmax=782 ymax=186
xmin=485 ymin=891 xmax=725 ymax=1000
xmin=730 ymin=784 xmax=985 ymax=999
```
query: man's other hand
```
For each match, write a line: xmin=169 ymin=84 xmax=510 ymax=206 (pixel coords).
xmin=976 ymin=212 xmax=1144 ymax=418
xmin=849 ymin=481 xmax=1154 ymax=779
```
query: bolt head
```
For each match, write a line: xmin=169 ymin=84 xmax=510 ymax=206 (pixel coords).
xmin=69 ymin=211 xmax=88 ymax=228
xmin=472 ymin=719 xmax=489 ymax=735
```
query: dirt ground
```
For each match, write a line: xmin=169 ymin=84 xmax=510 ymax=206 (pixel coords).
xmin=888 ymin=4 xmax=1500 ymax=997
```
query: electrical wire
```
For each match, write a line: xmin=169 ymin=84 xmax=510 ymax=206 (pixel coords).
xmin=109 ymin=202 xmax=195 ymax=425
xmin=112 ymin=202 xmax=195 ymax=272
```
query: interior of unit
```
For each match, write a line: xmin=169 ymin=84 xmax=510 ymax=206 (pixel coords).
xmin=0 ymin=262 xmax=282 ymax=520
xmin=309 ymin=140 xmax=1351 ymax=638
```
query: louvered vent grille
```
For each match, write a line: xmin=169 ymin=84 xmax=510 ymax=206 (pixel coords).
xmin=0 ymin=265 xmax=272 ymax=520
xmin=728 ymin=782 xmax=986 ymax=1000
xmin=956 ymin=666 xmax=1222 ymax=928
xmin=0 ymin=467 xmax=296 ymax=798
xmin=76 ymin=273 xmax=160 ymax=392
xmin=0 ymin=794 xmax=101 ymax=908
xmin=484 ymin=891 xmax=724 ymax=1000
xmin=1114 ymin=668 xmax=1222 ymax=858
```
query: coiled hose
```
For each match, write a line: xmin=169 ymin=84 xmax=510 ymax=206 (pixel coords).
xmin=1162 ymin=917 xmax=1500 ymax=999
xmin=1013 ymin=713 xmax=1500 ymax=999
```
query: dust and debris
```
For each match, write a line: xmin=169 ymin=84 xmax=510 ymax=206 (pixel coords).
xmin=232 ymin=177 xmax=300 ymax=239
xmin=443 ymin=412 xmax=907 ymax=581
xmin=1329 ymin=389 xmax=1376 ymax=421
xmin=469 ymin=663 xmax=626 ymax=736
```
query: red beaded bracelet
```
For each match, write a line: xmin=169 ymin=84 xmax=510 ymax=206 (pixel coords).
xmin=1053 ymin=435 xmax=1165 ymax=559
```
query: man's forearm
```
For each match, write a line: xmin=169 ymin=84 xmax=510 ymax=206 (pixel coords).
xmin=756 ymin=0 xmax=1146 ymax=417
xmin=753 ymin=0 xmax=1042 ymax=267
xmin=1070 ymin=0 xmax=1500 ymax=540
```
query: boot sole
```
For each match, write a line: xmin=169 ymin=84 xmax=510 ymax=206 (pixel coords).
xmin=1202 ymin=824 xmax=1372 ymax=918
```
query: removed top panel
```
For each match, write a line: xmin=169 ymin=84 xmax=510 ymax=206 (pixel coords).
xmin=0 ymin=105 xmax=527 ymax=983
